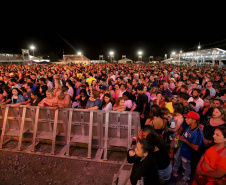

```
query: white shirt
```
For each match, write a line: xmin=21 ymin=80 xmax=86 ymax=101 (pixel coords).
xmin=47 ymin=80 xmax=53 ymax=90
xmin=188 ymin=97 xmax=204 ymax=112
xmin=118 ymin=90 xmax=126 ymax=98
xmin=124 ymin=100 xmax=133 ymax=109
xmin=102 ymin=102 xmax=113 ymax=110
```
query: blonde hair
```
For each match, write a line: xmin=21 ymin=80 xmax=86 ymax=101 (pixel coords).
xmin=115 ymin=97 xmax=124 ymax=106
xmin=46 ymin=90 xmax=53 ymax=94
xmin=91 ymin=89 xmax=100 ymax=99
xmin=55 ymin=79 xmax=62 ymax=89
xmin=150 ymin=86 xmax=159 ymax=94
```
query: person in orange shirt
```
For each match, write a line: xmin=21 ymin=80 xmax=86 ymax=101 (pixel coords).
xmin=193 ymin=125 xmax=226 ymax=185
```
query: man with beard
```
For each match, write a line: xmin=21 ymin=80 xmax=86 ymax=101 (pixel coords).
xmin=206 ymin=81 xmax=216 ymax=98
xmin=188 ymin=88 xmax=204 ymax=112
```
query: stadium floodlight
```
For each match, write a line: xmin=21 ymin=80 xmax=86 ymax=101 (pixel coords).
xmin=109 ymin=51 xmax=114 ymax=63
xmin=138 ymin=51 xmax=143 ymax=55
xmin=77 ymin=51 xmax=82 ymax=55
xmin=138 ymin=51 xmax=143 ymax=62
xmin=198 ymin=43 xmax=201 ymax=50
xmin=109 ymin=51 xmax=114 ymax=56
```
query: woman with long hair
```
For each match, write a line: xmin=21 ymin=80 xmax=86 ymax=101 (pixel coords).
xmin=101 ymin=93 xmax=112 ymax=111
xmin=0 ymin=88 xmax=12 ymax=105
xmin=53 ymin=79 xmax=62 ymax=97
xmin=201 ymin=107 xmax=226 ymax=147
xmin=11 ymin=88 xmax=25 ymax=106
xmin=149 ymin=86 xmax=158 ymax=107
xmin=113 ymin=97 xmax=126 ymax=111
xmin=152 ymin=92 xmax=166 ymax=108
xmin=65 ymin=79 xmax=74 ymax=99
xmin=86 ymin=89 xmax=101 ymax=110
xmin=145 ymin=105 xmax=169 ymax=138
xmin=38 ymin=90 xmax=55 ymax=107
xmin=114 ymin=83 xmax=121 ymax=102
xmin=30 ymin=91 xmax=42 ymax=106
xmin=200 ymin=88 xmax=211 ymax=100
xmin=193 ymin=125 xmax=226 ymax=185
xmin=77 ymin=89 xmax=89 ymax=109
xmin=168 ymin=102 xmax=184 ymax=133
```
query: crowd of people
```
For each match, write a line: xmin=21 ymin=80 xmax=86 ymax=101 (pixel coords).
xmin=0 ymin=63 xmax=226 ymax=185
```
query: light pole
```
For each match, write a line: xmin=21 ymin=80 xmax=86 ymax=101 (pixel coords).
xmin=109 ymin=51 xmax=114 ymax=63
xmin=77 ymin=51 xmax=82 ymax=64
xmin=198 ymin=42 xmax=201 ymax=50
xmin=138 ymin=51 xmax=142 ymax=62
xmin=30 ymin=45 xmax=35 ymax=56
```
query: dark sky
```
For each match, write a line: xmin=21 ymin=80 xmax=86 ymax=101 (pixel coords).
xmin=1 ymin=3 xmax=225 ymax=61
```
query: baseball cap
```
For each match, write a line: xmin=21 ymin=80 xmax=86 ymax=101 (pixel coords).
xmin=172 ymin=95 xmax=179 ymax=101
xmin=99 ymin=85 xmax=107 ymax=90
xmin=183 ymin=111 xmax=200 ymax=120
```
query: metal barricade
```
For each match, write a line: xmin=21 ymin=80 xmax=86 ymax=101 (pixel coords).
xmin=103 ymin=111 xmax=140 ymax=161
xmin=0 ymin=105 xmax=27 ymax=150
xmin=65 ymin=109 xmax=102 ymax=159
xmin=0 ymin=105 xmax=140 ymax=161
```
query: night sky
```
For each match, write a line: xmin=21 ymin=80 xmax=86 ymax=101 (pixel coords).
xmin=1 ymin=3 xmax=225 ymax=61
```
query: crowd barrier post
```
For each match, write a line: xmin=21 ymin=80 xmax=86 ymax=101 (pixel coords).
xmin=103 ymin=111 xmax=109 ymax=161
xmin=66 ymin=109 xmax=73 ymax=156
xmin=51 ymin=108 xmax=59 ymax=155
xmin=0 ymin=105 xmax=9 ymax=148
xmin=0 ymin=105 xmax=6 ymax=128
xmin=31 ymin=107 xmax=40 ymax=152
xmin=94 ymin=111 xmax=104 ymax=160
xmin=65 ymin=109 xmax=95 ymax=159
xmin=87 ymin=110 xmax=93 ymax=159
xmin=17 ymin=106 xmax=27 ymax=151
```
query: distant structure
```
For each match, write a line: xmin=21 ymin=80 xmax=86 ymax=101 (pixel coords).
xmin=63 ymin=54 xmax=90 ymax=65
xmin=0 ymin=49 xmax=50 ymax=64
xmin=117 ymin=55 xmax=133 ymax=63
xmin=162 ymin=48 xmax=226 ymax=67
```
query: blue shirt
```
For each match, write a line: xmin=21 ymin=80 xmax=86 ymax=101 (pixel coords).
xmin=180 ymin=126 xmax=203 ymax=160
xmin=161 ymin=88 xmax=173 ymax=97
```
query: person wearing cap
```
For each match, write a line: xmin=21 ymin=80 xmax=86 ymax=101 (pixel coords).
xmin=172 ymin=111 xmax=203 ymax=183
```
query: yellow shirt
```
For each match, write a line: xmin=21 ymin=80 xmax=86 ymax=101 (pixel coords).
xmin=77 ymin=73 xmax=82 ymax=77
xmin=166 ymin=102 xmax=174 ymax=113
xmin=86 ymin=77 xmax=97 ymax=86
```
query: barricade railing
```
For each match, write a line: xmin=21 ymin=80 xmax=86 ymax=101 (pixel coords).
xmin=0 ymin=105 xmax=141 ymax=161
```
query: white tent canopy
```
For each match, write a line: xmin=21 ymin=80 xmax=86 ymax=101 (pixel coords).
xmin=118 ymin=58 xmax=133 ymax=63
